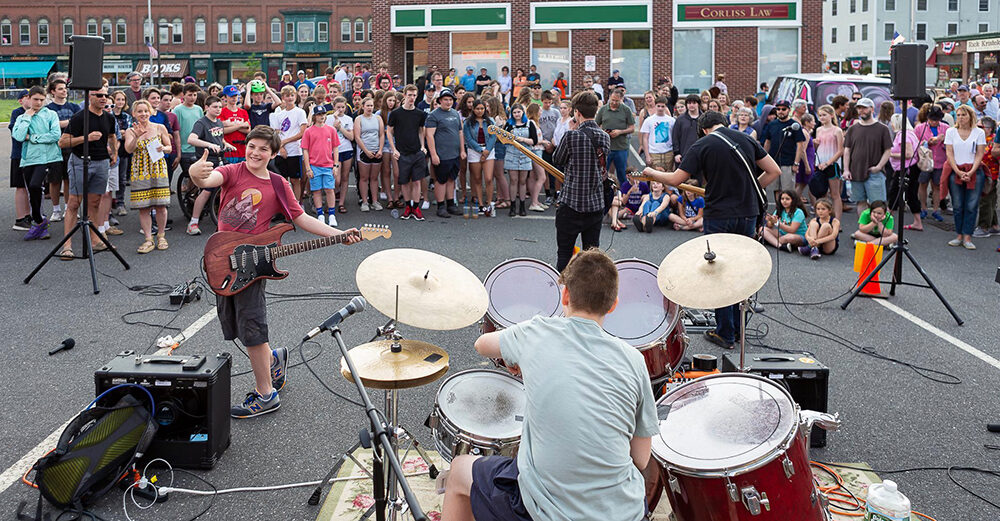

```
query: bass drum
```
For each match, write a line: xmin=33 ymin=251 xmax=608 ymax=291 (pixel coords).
xmin=650 ymin=373 xmax=832 ymax=521
xmin=429 ymin=369 xmax=526 ymax=463
xmin=481 ymin=258 xmax=563 ymax=333
xmin=603 ymin=259 xmax=688 ymax=380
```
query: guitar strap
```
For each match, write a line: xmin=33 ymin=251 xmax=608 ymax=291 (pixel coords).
xmin=269 ymin=173 xmax=296 ymax=228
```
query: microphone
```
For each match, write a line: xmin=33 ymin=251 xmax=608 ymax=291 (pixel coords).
xmin=303 ymin=296 xmax=367 ymax=341
xmin=49 ymin=338 xmax=75 ymax=356
xmin=783 ymin=122 xmax=802 ymax=134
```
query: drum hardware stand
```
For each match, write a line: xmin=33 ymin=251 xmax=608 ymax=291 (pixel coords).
xmin=24 ymin=87 xmax=130 ymax=294
xmin=840 ymin=97 xmax=962 ymax=325
xmin=312 ymin=327 xmax=427 ymax=521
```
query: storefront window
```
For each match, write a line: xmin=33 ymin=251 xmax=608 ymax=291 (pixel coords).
xmin=758 ymin=28 xmax=798 ymax=88
xmin=531 ymin=31 xmax=570 ymax=92
xmin=451 ymin=32 xmax=510 ymax=79
xmin=612 ymin=30 xmax=650 ymax=92
xmin=673 ymin=29 xmax=713 ymax=93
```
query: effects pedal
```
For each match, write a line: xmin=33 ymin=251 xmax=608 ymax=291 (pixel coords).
xmin=681 ymin=309 xmax=716 ymax=334
xmin=169 ymin=280 xmax=202 ymax=305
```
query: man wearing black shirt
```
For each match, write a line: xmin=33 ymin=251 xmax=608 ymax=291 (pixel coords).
xmin=475 ymin=67 xmax=491 ymax=95
xmin=526 ymin=65 xmax=541 ymax=84
xmin=607 ymin=70 xmax=625 ymax=90
xmin=58 ymin=86 xmax=118 ymax=255
xmin=759 ymin=99 xmax=805 ymax=201
xmin=642 ymin=111 xmax=781 ymax=350
xmin=387 ymin=85 xmax=429 ymax=221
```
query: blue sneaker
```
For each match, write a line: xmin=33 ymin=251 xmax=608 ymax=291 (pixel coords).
xmin=271 ymin=347 xmax=288 ymax=392
xmin=23 ymin=218 xmax=49 ymax=241
xmin=231 ymin=389 xmax=280 ymax=418
xmin=919 ymin=209 xmax=927 ymax=219
xmin=931 ymin=211 xmax=944 ymax=222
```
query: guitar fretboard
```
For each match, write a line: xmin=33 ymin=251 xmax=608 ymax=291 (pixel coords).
xmin=270 ymin=233 xmax=348 ymax=258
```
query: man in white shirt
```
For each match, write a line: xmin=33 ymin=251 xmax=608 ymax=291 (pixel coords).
xmin=640 ymin=97 xmax=676 ymax=172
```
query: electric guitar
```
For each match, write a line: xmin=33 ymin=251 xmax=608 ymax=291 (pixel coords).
xmin=203 ymin=223 xmax=391 ymax=296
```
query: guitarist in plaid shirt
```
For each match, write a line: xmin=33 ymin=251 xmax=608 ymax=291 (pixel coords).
xmin=190 ymin=125 xmax=360 ymax=418
xmin=552 ymin=91 xmax=610 ymax=272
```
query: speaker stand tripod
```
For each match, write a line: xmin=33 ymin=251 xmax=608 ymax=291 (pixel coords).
xmin=23 ymin=88 xmax=130 ymax=294
xmin=840 ymin=97 xmax=962 ymax=325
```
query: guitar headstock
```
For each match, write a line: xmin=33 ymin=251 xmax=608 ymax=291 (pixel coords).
xmin=487 ymin=125 xmax=516 ymax=145
xmin=358 ymin=224 xmax=392 ymax=241
xmin=627 ymin=172 xmax=655 ymax=183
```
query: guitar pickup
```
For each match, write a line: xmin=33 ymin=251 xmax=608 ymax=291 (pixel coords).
xmin=229 ymin=255 xmax=237 ymax=270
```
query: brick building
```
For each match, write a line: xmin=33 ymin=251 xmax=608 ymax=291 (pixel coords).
xmin=372 ymin=0 xmax=823 ymax=100
xmin=0 ymin=1 xmax=373 ymax=88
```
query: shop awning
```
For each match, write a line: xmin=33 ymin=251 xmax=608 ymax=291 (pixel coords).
xmin=134 ymin=60 xmax=188 ymax=78
xmin=0 ymin=60 xmax=55 ymax=79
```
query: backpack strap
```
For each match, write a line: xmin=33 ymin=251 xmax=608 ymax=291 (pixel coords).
xmin=269 ymin=173 xmax=296 ymax=226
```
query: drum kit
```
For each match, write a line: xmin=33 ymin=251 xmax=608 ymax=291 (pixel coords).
xmin=320 ymin=234 xmax=839 ymax=521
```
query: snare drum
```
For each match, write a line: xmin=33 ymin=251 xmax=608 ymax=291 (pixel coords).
xmin=481 ymin=258 xmax=563 ymax=333
xmin=429 ymin=369 xmax=526 ymax=463
xmin=603 ymin=259 xmax=688 ymax=380
xmin=650 ymin=373 xmax=834 ymax=521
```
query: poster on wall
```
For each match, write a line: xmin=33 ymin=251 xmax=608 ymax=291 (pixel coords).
xmin=585 ymin=55 xmax=596 ymax=72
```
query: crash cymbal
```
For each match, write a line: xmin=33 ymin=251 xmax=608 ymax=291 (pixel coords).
xmin=340 ymin=339 xmax=450 ymax=390
xmin=657 ymin=234 xmax=771 ymax=309
xmin=356 ymin=248 xmax=488 ymax=331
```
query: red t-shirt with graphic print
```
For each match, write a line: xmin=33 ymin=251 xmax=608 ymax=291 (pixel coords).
xmin=216 ymin=162 xmax=304 ymax=235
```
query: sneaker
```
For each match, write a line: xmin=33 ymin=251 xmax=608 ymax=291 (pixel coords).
xmin=810 ymin=247 xmax=821 ymax=260
xmin=271 ymin=347 xmax=288 ymax=392
xmin=963 ymin=241 xmax=976 ymax=250
xmin=798 ymin=245 xmax=811 ymax=256
xmin=412 ymin=206 xmax=425 ymax=221
xmin=528 ymin=203 xmax=546 ymax=212
xmin=446 ymin=203 xmax=462 ymax=216
xmin=931 ymin=211 xmax=944 ymax=222
xmin=973 ymin=227 xmax=991 ymax=238
xmin=990 ymin=227 xmax=1000 ymax=236
xmin=23 ymin=218 xmax=49 ymax=241
xmin=186 ymin=223 xmax=202 ymax=236
xmin=115 ymin=204 xmax=128 ymax=216
xmin=360 ymin=202 xmax=371 ymax=212
xmin=105 ymin=226 xmax=124 ymax=236
xmin=781 ymin=243 xmax=794 ymax=253
xmin=328 ymin=213 xmax=338 ymax=227
xmin=545 ymin=196 xmax=553 ymax=206
xmin=231 ymin=389 xmax=280 ymax=419
xmin=947 ymin=238 xmax=962 ymax=247
xmin=919 ymin=209 xmax=927 ymax=219
xmin=37 ymin=224 xmax=50 ymax=240
xmin=421 ymin=200 xmax=430 ymax=210
xmin=379 ymin=192 xmax=388 ymax=201
xmin=12 ymin=216 xmax=31 ymax=231
xmin=437 ymin=205 xmax=451 ymax=218
xmin=109 ymin=216 xmax=120 ymax=227
xmin=49 ymin=208 xmax=63 ymax=222
xmin=371 ymin=201 xmax=383 ymax=211
xmin=704 ymin=331 xmax=735 ymax=350
xmin=401 ymin=204 xmax=413 ymax=220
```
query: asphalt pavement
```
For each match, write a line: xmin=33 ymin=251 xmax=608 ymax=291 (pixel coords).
xmin=0 ymin=128 xmax=998 ymax=521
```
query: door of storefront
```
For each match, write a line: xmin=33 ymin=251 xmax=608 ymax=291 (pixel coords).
xmin=215 ymin=62 xmax=230 ymax=85
xmin=405 ymin=36 xmax=428 ymax=85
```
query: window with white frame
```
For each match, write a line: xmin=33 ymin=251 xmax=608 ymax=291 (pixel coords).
xmin=318 ymin=21 xmax=328 ymax=43
xmin=861 ymin=23 xmax=868 ymax=41
xmin=101 ymin=19 xmax=111 ymax=43
xmin=271 ymin=18 xmax=281 ymax=43
xmin=884 ymin=0 xmax=895 ymax=10
xmin=143 ymin=17 xmax=152 ymax=42
xmin=158 ymin=18 xmax=168 ymax=44
xmin=916 ymin=0 xmax=927 ymax=10
xmin=116 ymin=19 xmax=126 ymax=44
xmin=62 ymin=19 xmax=73 ymax=44
xmin=368 ymin=18 xmax=372 ymax=42
xmin=195 ymin=18 xmax=205 ymax=43
xmin=232 ymin=18 xmax=242 ymax=44
xmin=947 ymin=23 xmax=958 ymax=36
xmin=1 ymin=19 xmax=10 ymax=46
xmin=341 ymin=18 xmax=350 ymax=43
xmin=87 ymin=18 xmax=97 ymax=37
xmin=831 ymin=27 xmax=837 ymax=44
xmin=172 ymin=18 xmax=182 ymax=44
xmin=218 ymin=18 xmax=228 ymax=43
xmin=832 ymin=0 xmax=837 ymax=16
xmin=884 ymin=23 xmax=894 ymax=41
xmin=916 ymin=23 xmax=926 ymax=41
xmin=850 ymin=0 xmax=856 ymax=13
xmin=849 ymin=25 xmax=856 ymax=42
xmin=38 ymin=18 xmax=48 ymax=45
xmin=947 ymin=0 xmax=958 ymax=11
xmin=980 ymin=22 xmax=990 ymax=33
xmin=673 ymin=29 xmax=712 ymax=91
xmin=759 ymin=28 xmax=798 ymax=91
xmin=354 ymin=18 xmax=364 ymax=42
xmin=19 ymin=18 xmax=29 ymax=45
xmin=286 ymin=22 xmax=294 ymax=42
xmin=298 ymin=21 xmax=315 ymax=42
xmin=246 ymin=18 xmax=256 ymax=43
xmin=981 ymin=0 xmax=990 ymax=12
xmin=862 ymin=0 xmax=868 ymax=11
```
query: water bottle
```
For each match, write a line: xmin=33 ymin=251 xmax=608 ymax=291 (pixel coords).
xmin=865 ymin=480 xmax=911 ymax=521
xmin=391 ymin=208 xmax=400 ymax=219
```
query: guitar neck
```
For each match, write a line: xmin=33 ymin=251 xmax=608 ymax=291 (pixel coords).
xmin=497 ymin=132 xmax=565 ymax=182
xmin=270 ymin=232 xmax=351 ymax=258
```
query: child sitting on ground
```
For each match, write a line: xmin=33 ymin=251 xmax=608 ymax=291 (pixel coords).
xmin=633 ymin=180 xmax=676 ymax=233
xmin=852 ymin=199 xmax=898 ymax=245
xmin=608 ymin=171 xmax=648 ymax=231
xmin=799 ymin=197 xmax=840 ymax=259
xmin=669 ymin=180 xmax=704 ymax=231
xmin=762 ymin=189 xmax=808 ymax=252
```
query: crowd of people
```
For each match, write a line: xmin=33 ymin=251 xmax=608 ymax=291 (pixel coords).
xmin=6 ymin=63 xmax=1000 ymax=258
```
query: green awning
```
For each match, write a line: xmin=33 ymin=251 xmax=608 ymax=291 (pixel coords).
xmin=0 ymin=60 xmax=55 ymax=79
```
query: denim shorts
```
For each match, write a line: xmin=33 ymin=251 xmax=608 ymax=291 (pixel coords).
xmin=68 ymin=154 xmax=110 ymax=195
xmin=849 ymin=172 xmax=887 ymax=203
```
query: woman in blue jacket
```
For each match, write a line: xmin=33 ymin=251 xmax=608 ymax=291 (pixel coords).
xmin=11 ymin=86 xmax=62 ymax=240
xmin=463 ymin=99 xmax=497 ymax=216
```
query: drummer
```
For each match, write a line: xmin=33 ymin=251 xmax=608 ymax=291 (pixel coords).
xmin=443 ymin=248 xmax=659 ymax=521
xmin=641 ymin=111 xmax=781 ymax=350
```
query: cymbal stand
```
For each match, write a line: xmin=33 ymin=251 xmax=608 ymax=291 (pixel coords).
xmin=739 ymin=299 xmax=748 ymax=371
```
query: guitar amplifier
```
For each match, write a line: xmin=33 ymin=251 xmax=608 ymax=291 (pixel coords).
xmin=721 ymin=354 xmax=830 ymax=448
xmin=95 ymin=351 xmax=232 ymax=469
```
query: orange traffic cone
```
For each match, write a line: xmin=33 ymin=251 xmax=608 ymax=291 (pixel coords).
xmin=853 ymin=242 xmax=886 ymax=298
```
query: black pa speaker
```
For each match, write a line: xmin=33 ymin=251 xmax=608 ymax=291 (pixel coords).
xmin=890 ymin=43 xmax=927 ymax=100
xmin=68 ymin=35 xmax=105 ymax=91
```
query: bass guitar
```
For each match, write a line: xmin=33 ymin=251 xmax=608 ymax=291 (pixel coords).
xmin=203 ymin=223 xmax=391 ymax=296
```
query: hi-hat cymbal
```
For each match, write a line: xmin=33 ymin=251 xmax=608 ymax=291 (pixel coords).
xmin=341 ymin=339 xmax=450 ymax=390
xmin=356 ymin=248 xmax=488 ymax=330
xmin=657 ymin=234 xmax=771 ymax=309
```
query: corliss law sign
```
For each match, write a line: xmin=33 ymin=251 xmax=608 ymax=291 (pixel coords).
xmin=674 ymin=0 xmax=799 ymax=28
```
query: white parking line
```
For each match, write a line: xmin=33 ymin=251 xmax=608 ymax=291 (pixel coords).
xmin=875 ymin=299 xmax=1000 ymax=370
xmin=0 ymin=307 xmax=218 ymax=496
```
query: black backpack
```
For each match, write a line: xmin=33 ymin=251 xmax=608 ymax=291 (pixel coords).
xmin=20 ymin=384 xmax=157 ymax=520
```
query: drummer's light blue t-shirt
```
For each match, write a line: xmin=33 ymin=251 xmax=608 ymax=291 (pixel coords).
xmin=499 ymin=315 xmax=659 ymax=521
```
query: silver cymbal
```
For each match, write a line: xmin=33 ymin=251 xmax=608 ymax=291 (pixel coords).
xmin=657 ymin=234 xmax=771 ymax=309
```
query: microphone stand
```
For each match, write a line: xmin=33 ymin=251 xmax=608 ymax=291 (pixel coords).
xmin=329 ymin=326 xmax=427 ymax=521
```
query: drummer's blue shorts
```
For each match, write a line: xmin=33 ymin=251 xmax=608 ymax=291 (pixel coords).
xmin=470 ymin=456 xmax=533 ymax=521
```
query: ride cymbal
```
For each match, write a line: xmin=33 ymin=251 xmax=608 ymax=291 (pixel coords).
xmin=657 ymin=234 xmax=771 ymax=309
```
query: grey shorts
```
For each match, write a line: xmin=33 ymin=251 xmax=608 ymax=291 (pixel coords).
xmin=917 ymin=167 xmax=942 ymax=185
xmin=217 ymin=280 xmax=269 ymax=346
xmin=766 ymin=165 xmax=796 ymax=193
xmin=397 ymin=151 xmax=428 ymax=185
xmin=67 ymin=154 xmax=110 ymax=195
